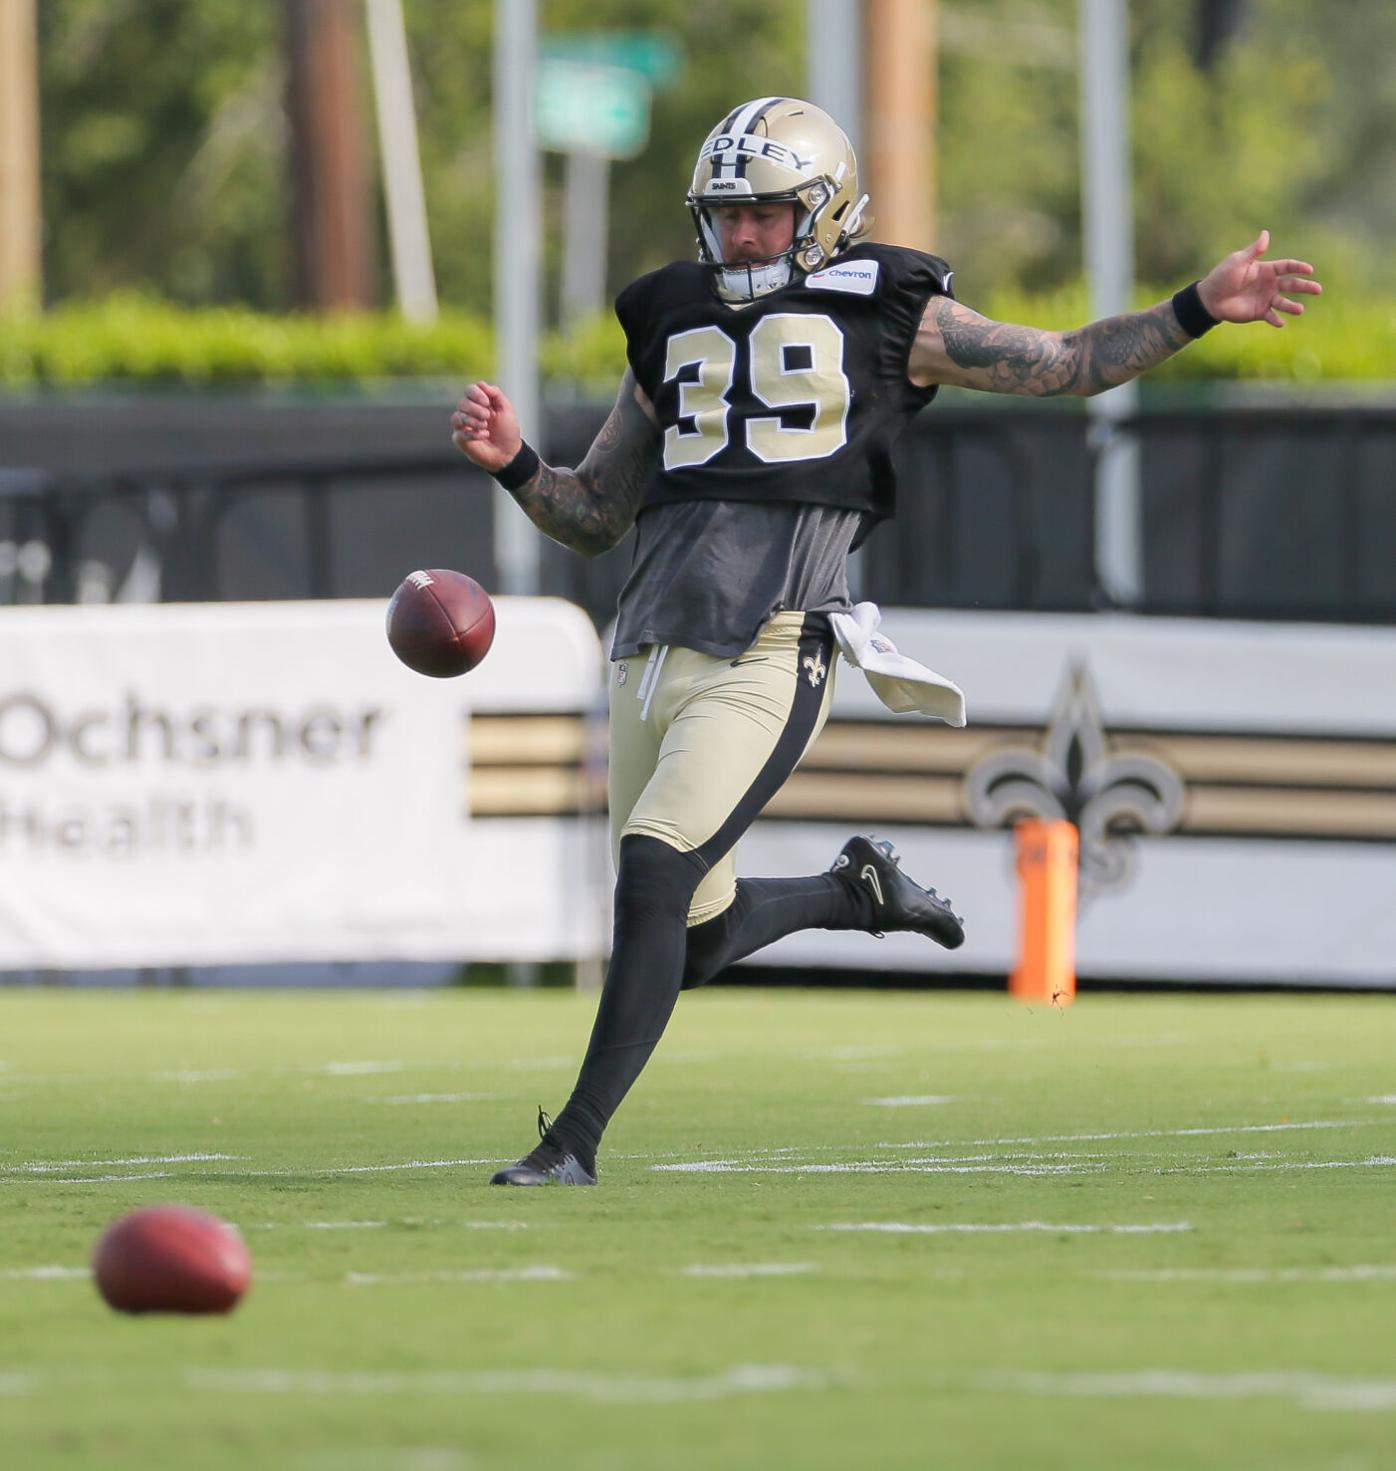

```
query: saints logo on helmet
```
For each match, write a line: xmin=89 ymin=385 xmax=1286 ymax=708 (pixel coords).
xmin=687 ymin=97 xmax=870 ymax=304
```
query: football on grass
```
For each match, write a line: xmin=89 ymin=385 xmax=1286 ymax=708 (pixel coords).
xmin=386 ymin=568 xmax=496 ymax=677
xmin=92 ymin=1205 xmax=252 ymax=1315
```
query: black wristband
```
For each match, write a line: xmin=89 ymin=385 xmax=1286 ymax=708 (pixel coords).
xmin=491 ymin=441 xmax=540 ymax=490
xmin=1171 ymin=280 xmax=1220 ymax=338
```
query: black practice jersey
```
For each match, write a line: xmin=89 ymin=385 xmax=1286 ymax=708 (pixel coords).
xmin=614 ymin=241 xmax=953 ymax=528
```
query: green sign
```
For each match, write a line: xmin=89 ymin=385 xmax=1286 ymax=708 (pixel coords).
xmin=539 ymin=31 xmax=683 ymax=88
xmin=535 ymin=58 xmax=652 ymax=160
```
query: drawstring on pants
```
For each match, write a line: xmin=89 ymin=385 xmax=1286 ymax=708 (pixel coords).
xmin=635 ymin=644 xmax=669 ymax=722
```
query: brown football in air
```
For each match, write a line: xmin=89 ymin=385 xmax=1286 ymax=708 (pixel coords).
xmin=386 ymin=568 xmax=496 ymax=677
xmin=93 ymin=1205 xmax=252 ymax=1315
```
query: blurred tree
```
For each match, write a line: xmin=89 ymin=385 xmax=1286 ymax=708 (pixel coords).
xmin=30 ymin=0 xmax=1396 ymax=321
xmin=38 ymin=0 xmax=288 ymax=306
xmin=936 ymin=0 xmax=1394 ymax=300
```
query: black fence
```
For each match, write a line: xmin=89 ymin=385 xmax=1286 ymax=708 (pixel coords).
xmin=2 ymin=404 xmax=1393 ymax=624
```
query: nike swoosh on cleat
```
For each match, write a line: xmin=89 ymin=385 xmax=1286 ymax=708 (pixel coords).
xmin=859 ymin=864 xmax=884 ymax=906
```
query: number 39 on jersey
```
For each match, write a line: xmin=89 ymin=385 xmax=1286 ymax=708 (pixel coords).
xmin=661 ymin=314 xmax=851 ymax=471
xmin=614 ymin=242 xmax=953 ymax=524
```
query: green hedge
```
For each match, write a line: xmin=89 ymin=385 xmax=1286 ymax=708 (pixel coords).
xmin=980 ymin=282 xmax=1394 ymax=384
xmin=0 ymin=286 xmax=1389 ymax=390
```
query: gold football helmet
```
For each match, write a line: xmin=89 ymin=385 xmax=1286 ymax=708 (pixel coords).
xmin=686 ymin=96 xmax=870 ymax=303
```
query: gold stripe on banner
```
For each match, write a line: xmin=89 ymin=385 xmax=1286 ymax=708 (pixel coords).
xmin=798 ymin=723 xmax=1000 ymax=774
xmin=766 ymin=772 xmax=965 ymax=824
xmin=464 ymin=714 xmax=1396 ymax=838
xmin=1184 ymin=787 xmax=1396 ymax=840
xmin=469 ymin=715 xmax=589 ymax=765
xmin=1116 ymin=735 xmax=1396 ymax=789
xmin=468 ymin=766 xmax=592 ymax=817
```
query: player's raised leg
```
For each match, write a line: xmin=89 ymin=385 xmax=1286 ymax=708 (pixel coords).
xmin=681 ymin=835 xmax=964 ymax=990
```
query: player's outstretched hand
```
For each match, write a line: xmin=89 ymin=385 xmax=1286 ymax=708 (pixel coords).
xmin=1198 ymin=231 xmax=1322 ymax=328
xmin=451 ymin=381 xmax=523 ymax=472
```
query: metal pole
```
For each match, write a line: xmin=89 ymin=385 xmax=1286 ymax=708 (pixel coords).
xmin=492 ymin=0 xmax=542 ymax=595
xmin=0 ymin=0 xmax=41 ymax=313
xmin=284 ymin=0 xmax=377 ymax=312
xmin=1079 ymin=0 xmax=1142 ymax=606
xmin=364 ymin=0 xmax=438 ymax=321
xmin=863 ymin=0 xmax=936 ymax=249
xmin=560 ymin=151 xmax=609 ymax=332
xmin=806 ymin=0 xmax=862 ymax=157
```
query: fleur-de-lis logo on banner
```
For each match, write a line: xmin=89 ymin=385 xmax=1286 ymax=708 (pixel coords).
xmin=963 ymin=661 xmax=1184 ymax=898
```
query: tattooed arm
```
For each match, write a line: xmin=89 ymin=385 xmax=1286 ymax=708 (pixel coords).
xmin=908 ymin=296 xmax=1192 ymax=396
xmin=451 ymin=370 xmax=660 ymax=557
xmin=909 ymin=231 xmax=1320 ymax=395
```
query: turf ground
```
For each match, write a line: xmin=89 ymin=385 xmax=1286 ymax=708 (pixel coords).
xmin=2 ymin=987 xmax=1395 ymax=1470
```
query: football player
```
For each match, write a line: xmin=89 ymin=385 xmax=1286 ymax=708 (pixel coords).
xmin=452 ymin=97 xmax=1320 ymax=1186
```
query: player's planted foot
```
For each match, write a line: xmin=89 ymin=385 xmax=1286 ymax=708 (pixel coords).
xmin=490 ymin=1108 xmax=597 ymax=1186
xmin=831 ymin=836 xmax=965 ymax=950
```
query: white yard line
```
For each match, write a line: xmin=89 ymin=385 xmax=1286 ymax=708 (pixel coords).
xmin=18 ymin=1172 xmax=176 ymax=1184
xmin=976 ymin=1370 xmax=1396 ymax=1413
xmin=150 ymin=1069 xmax=242 ymax=1084
xmin=1184 ymin=1156 xmax=1396 ymax=1173
xmin=1363 ymin=1095 xmax=1396 ymax=1105
xmin=247 ymin=1219 xmax=533 ymax=1233
xmin=7 ymin=1156 xmax=500 ymax=1181
xmin=183 ymin=1363 xmax=838 ymax=1403
xmin=313 ymin=1158 xmax=497 ymax=1175
xmin=299 ymin=1450 xmax=469 ymax=1471
xmin=346 ymin=1267 xmax=573 ymax=1285
xmin=3 ymin=1153 xmax=239 ymax=1174
xmin=862 ymin=1096 xmax=957 ymax=1107
xmin=318 ymin=1061 xmax=408 ymax=1076
xmin=680 ymin=1263 xmax=818 ymax=1279
xmin=804 ymin=1046 xmax=904 ymax=1060
xmin=0 ymin=1266 xmax=90 ymax=1280
xmin=655 ymin=1160 xmax=1097 ymax=1176
xmin=820 ymin=1221 xmax=1194 ymax=1235
xmin=365 ymin=1093 xmax=497 ymax=1105
xmin=875 ymin=1119 xmax=1381 ymax=1149
xmin=1105 ymin=1266 xmax=1396 ymax=1283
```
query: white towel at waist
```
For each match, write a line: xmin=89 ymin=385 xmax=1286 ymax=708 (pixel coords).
xmin=827 ymin=602 xmax=966 ymax=727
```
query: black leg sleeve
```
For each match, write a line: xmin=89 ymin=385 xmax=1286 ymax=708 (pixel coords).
xmin=682 ymin=872 xmax=874 ymax=990
xmin=545 ymin=835 xmax=705 ymax=1171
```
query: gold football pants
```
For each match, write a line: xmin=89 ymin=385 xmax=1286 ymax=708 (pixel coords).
xmin=608 ymin=611 xmax=838 ymax=926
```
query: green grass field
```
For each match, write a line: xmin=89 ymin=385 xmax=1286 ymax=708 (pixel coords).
xmin=2 ymin=986 xmax=1395 ymax=1470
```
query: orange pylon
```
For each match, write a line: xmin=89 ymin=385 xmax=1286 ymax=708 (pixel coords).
xmin=1010 ymin=819 xmax=1079 ymax=1006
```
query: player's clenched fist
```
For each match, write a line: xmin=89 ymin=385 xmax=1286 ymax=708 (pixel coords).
xmin=451 ymin=380 xmax=523 ymax=473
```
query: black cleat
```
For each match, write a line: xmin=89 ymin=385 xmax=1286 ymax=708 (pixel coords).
xmin=831 ymin=835 xmax=966 ymax=950
xmin=490 ymin=1108 xmax=597 ymax=1187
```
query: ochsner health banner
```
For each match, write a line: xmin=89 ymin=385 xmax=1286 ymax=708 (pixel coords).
xmin=0 ymin=598 xmax=603 ymax=968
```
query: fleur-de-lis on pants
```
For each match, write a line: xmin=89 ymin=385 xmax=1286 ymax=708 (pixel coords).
xmin=962 ymin=661 xmax=1184 ymax=898
xmin=802 ymin=653 xmax=827 ymax=688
